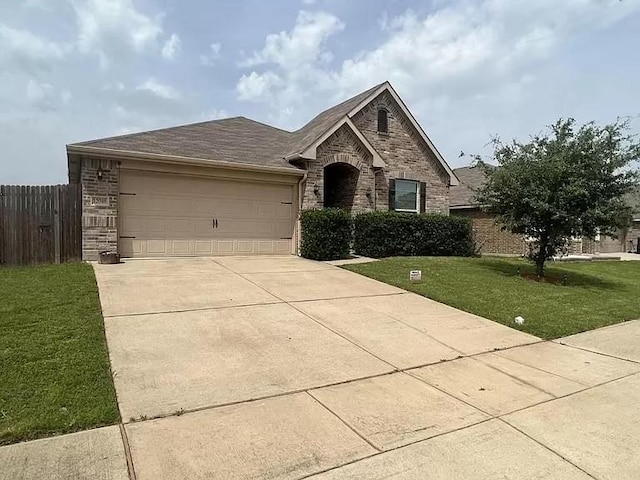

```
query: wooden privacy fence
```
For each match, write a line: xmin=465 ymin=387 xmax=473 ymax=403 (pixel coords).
xmin=0 ymin=184 xmax=82 ymax=266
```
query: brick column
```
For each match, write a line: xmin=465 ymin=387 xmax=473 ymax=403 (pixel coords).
xmin=80 ymin=157 xmax=119 ymax=261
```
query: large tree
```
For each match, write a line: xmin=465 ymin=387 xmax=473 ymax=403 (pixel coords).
xmin=475 ymin=118 xmax=639 ymax=276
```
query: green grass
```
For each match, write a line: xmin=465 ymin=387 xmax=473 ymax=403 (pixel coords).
xmin=343 ymin=257 xmax=640 ymax=340
xmin=0 ymin=263 xmax=119 ymax=445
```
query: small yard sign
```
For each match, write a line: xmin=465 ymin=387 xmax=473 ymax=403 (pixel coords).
xmin=409 ymin=270 xmax=422 ymax=282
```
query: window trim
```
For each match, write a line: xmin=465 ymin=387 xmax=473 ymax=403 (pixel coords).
xmin=377 ymin=108 xmax=389 ymax=134
xmin=394 ymin=179 xmax=420 ymax=213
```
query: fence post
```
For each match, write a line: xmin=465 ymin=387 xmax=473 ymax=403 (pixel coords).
xmin=54 ymin=185 xmax=61 ymax=264
xmin=0 ymin=185 xmax=4 ymax=265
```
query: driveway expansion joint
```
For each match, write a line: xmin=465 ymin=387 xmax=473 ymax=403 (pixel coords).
xmin=552 ymin=340 xmax=640 ymax=365
xmin=118 ymin=423 xmax=137 ymax=480
xmin=496 ymin=418 xmax=599 ymax=480
xmin=102 ymin=300 xmax=285 ymax=319
xmin=305 ymin=391 xmax=382 ymax=453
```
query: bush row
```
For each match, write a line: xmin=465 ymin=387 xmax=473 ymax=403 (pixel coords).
xmin=299 ymin=209 xmax=353 ymax=260
xmin=300 ymin=209 xmax=474 ymax=260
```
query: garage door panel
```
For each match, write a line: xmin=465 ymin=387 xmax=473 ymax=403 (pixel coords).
xmin=194 ymin=241 xmax=215 ymax=254
xmin=170 ymin=240 xmax=191 ymax=255
xmin=146 ymin=240 xmax=168 ymax=255
xmin=119 ymin=171 xmax=295 ymax=257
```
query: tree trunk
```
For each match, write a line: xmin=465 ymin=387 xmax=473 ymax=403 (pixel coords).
xmin=535 ymin=256 xmax=545 ymax=277
xmin=536 ymin=236 xmax=548 ymax=277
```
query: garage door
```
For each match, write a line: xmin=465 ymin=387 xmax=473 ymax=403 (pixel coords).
xmin=119 ymin=170 xmax=295 ymax=257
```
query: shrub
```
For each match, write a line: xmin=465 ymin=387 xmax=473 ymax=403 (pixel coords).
xmin=300 ymin=209 xmax=353 ymax=260
xmin=353 ymin=211 xmax=474 ymax=258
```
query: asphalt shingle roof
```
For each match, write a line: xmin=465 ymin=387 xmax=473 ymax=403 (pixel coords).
xmin=69 ymin=83 xmax=386 ymax=170
xmin=284 ymin=83 xmax=384 ymax=157
xmin=450 ymin=166 xmax=487 ymax=207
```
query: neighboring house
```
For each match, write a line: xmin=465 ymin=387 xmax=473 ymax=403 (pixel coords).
xmin=450 ymin=166 xmax=640 ymax=255
xmin=600 ymin=188 xmax=640 ymax=253
xmin=67 ymin=82 xmax=459 ymax=260
xmin=450 ymin=166 xmax=527 ymax=255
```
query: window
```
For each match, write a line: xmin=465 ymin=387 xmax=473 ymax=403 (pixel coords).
xmin=394 ymin=180 xmax=419 ymax=212
xmin=377 ymin=108 xmax=388 ymax=133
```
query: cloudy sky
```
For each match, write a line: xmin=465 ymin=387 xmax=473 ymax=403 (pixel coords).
xmin=1 ymin=0 xmax=639 ymax=184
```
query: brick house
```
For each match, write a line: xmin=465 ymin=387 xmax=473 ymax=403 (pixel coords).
xmin=67 ymin=82 xmax=458 ymax=260
xmin=450 ymin=166 xmax=640 ymax=255
xmin=450 ymin=166 xmax=527 ymax=255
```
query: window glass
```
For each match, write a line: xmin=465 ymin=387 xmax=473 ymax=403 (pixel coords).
xmin=395 ymin=180 xmax=419 ymax=212
xmin=377 ymin=109 xmax=388 ymax=133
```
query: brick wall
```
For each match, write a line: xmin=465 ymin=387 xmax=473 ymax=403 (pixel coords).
xmin=80 ymin=157 xmax=119 ymax=260
xmin=351 ymin=91 xmax=450 ymax=213
xmin=451 ymin=209 xmax=525 ymax=255
xmin=629 ymin=222 xmax=640 ymax=253
xmin=302 ymin=125 xmax=374 ymax=212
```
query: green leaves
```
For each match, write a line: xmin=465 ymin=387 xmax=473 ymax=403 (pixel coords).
xmin=300 ymin=208 xmax=353 ymax=260
xmin=353 ymin=211 xmax=474 ymax=258
xmin=476 ymin=117 xmax=639 ymax=274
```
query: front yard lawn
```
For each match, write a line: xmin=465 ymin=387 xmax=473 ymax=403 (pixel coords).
xmin=0 ymin=263 xmax=119 ymax=445
xmin=343 ymin=257 xmax=640 ymax=340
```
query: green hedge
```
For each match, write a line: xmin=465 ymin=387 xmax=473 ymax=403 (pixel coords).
xmin=353 ymin=211 xmax=474 ymax=258
xmin=300 ymin=209 xmax=353 ymax=260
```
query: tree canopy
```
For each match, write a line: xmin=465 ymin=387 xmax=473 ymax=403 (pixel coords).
xmin=475 ymin=118 xmax=639 ymax=276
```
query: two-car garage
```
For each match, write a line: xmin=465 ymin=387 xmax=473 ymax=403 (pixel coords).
xmin=118 ymin=168 xmax=298 ymax=258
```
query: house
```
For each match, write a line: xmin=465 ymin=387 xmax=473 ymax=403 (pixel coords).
xmin=450 ymin=166 xmax=527 ymax=255
xmin=600 ymin=188 xmax=640 ymax=253
xmin=450 ymin=165 xmax=640 ymax=255
xmin=67 ymin=82 xmax=459 ymax=260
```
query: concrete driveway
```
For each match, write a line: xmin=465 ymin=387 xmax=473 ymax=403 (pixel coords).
xmin=3 ymin=256 xmax=640 ymax=480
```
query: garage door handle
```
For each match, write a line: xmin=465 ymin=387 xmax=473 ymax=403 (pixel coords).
xmin=212 ymin=218 xmax=218 ymax=229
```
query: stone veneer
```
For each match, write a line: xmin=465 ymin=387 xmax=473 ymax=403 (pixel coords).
xmin=302 ymin=92 xmax=451 ymax=213
xmin=302 ymin=124 xmax=374 ymax=212
xmin=80 ymin=157 xmax=119 ymax=261
xmin=351 ymin=91 xmax=450 ymax=213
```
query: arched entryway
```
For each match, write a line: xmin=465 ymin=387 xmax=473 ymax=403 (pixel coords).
xmin=323 ymin=162 xmax=360 ymax=210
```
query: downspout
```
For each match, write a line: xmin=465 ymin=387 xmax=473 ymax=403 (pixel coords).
xmin=297 ymin=169 xmax=308 ymax=256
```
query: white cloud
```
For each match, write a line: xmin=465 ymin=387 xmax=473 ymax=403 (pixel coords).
xmin=22 ymin=0 xmax=52 ymax=10
xmin=236 ymin=0 xmax=640 ymax=129
xmin=24 ymin=79 xmax=71 ymax=112
xmin=200 ymin=108 xmax=228 ymax=120
xmin=0 ymin=24 xmax=68 ymax=72
xmin=239 ymin=10 xmax=344 ymax=69
xmin=237 ymin=71 xmax=282 ymax=101
xmin=199 ymin=42 xmax=222 ymax=66
xmin=236 ymin=10 xmax=344 ymax=123
xmin=26 ymin=79 xmax=53 ymax=101
xmin=136 ymin=78 xmax=182 ymax=100
xmin=161 ymin=33 xmax=180 ymax=60
xmin=71 ymin=0 xmax=164 ymax=67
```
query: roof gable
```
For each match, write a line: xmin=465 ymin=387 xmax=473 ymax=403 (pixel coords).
xmin=349 ymin=82 xmax=459 ymax=186
xmin=284 ymin=83 xmax=384 ymax=159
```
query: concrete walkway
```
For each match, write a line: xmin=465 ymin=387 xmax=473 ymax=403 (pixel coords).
xmin=2 ymin=257 xmax=639 ymax=480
